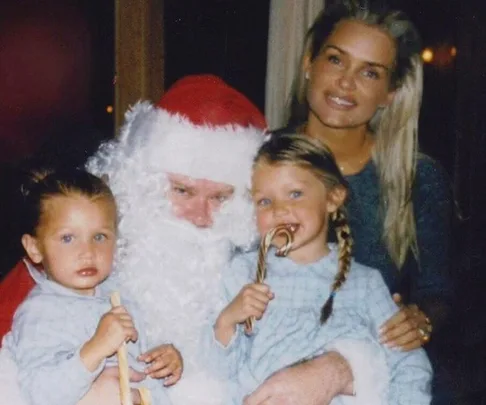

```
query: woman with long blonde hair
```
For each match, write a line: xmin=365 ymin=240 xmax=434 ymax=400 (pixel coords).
xmin=245 ymin=2 xmax=452 ymax=404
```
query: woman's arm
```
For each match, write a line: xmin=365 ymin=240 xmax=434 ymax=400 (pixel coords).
xmin=380 ymin=157 xmax=453 ymax=349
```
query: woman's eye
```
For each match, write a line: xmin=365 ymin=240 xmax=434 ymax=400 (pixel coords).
xmin=61 ymin=234 xmax=73 ymax=243
xmin=290 ymin=190 xmax=303 ymax=199
xmin=327 ymin=54 xmax=341 ymax=65
xmin=363 ymin=69 xmax=379 ymax=79
xmin=94 ymin=233 xmax=107 ymax=242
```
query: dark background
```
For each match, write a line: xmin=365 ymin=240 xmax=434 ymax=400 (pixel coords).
xmin=0 ymin=0 xmax=485 ymax=403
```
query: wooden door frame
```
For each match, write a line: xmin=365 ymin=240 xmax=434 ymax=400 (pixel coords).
xmin=114 ymin=0 xmax=164 ymax=130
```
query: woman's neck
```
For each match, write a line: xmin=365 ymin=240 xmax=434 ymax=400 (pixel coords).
xmin=303 ymin=116 xmax=374 ymax=175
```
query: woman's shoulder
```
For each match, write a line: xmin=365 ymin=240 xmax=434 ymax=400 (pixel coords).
xmin=414 ymin=153 xmax=451 ymax=200
xmin=416 ymin=154 xmax=450 ymax=184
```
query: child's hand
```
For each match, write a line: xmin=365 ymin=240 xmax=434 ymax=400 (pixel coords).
xmin=94 ymin=306 xmax=139 ymax=356
xmin=82 ymin=306 xmax=139 ymax=370
xmin=138 ymin=344 xmax=183 ymax=386
xmin=224 ymin=283 xmax=274 ymax=325
xmin=215 ymin=283 xmax=273 ymax=345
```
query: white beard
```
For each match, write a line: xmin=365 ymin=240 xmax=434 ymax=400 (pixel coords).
xmin=111 ymin=186 xmax=255 ymax=405
xmin=116 ymin=214 xmax=229 ymax=355
xmin=88 ymin=144 xmax=258 ymax=404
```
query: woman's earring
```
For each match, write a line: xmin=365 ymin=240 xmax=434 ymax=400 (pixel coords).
xmin=305 ymin=71 xmax=310 ymax=80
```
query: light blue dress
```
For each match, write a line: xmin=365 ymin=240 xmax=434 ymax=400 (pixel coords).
xmin=211 ymin=245 xmax=433 ymax=405
xmin=2 ymin=262 xmax=170 ymax=405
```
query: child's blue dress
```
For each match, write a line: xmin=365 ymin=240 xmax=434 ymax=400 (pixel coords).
xmin=210 ymin=245 xmax=432 ymax=405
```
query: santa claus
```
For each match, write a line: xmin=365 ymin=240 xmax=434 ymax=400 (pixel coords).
xmin=86 ymin=74 xmax=267 ymax=404
xmin=0 ymin=75 xmax=387 ymax=405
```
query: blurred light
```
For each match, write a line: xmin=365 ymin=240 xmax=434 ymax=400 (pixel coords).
xmin=421 ymin=48 xmax=434 ymax=63
xmin=450 ymin=46 xmax=457 ymax=57
xmin=106 ymin=105 xmax=113 ymax=114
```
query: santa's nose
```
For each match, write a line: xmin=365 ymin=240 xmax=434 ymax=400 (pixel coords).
xmin=185 ymin=197 xmax=213 ymax=228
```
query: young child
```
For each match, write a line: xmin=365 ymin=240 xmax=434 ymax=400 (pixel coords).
xmin=213 ymin=134 xmax=433 ymax=404
xmin=1 ymin=169 xmax=174 ymax=405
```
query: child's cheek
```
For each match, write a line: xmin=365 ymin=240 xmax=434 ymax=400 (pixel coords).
xmin=256 ymin=212 xmax=272 ymax=236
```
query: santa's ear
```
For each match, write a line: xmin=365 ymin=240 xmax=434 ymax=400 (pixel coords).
xmin=21 ymin=234 xmax=43 ymax=264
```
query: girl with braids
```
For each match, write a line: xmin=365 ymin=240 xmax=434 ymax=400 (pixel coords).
xmin=212 ymin=134 xmax=432 ymax=405
xmin=2 ymin=168 xmax=173 ymax=405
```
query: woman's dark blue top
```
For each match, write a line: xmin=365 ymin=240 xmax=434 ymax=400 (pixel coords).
xmin=343 ymin=156 xmax=452 ymax=315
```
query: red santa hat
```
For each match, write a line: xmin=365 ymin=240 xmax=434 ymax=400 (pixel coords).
xmin=158 ymin=74 xmax=266 ymax=128
xmin=117 ymin=74 xmax=267 ymax=191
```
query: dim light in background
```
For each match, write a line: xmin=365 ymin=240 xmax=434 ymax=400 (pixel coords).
xmin=422 ymin=48 xmax=434 ymax=63
xmin=106 ymin=105 xmax=113 ymax=114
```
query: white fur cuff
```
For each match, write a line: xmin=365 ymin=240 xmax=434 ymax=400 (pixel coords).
xmin=327 ymin=339 xmax=389 ymax=405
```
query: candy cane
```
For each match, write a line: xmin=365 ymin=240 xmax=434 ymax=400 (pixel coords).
xmin=244 ymin=225 xmax=294 ymax=334
xmin=110 ymin=292 xmax=152 ymax=405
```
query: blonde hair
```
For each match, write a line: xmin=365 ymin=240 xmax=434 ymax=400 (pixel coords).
xmin=289 ymin=1 xmax=423 ymax=268
xmin=255 ymin=134 xmax=353 ymax=323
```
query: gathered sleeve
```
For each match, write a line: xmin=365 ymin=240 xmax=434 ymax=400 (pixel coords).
xmin=201 ymin=253 xmax=254 ymax=381
xmin=5 ymin=296 xmax=104 ymax=405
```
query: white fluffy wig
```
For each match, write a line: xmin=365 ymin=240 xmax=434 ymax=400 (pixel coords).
xmin=85 ymin=99 xmax=265 ymax=404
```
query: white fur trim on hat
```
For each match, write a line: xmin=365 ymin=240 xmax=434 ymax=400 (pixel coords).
xmin=118 ymin=101 xmax=265 ymax=191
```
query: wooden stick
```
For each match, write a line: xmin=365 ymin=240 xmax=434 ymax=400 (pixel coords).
xmin=137 ymin=387 xmax=152 ymax=405
xmin=110 ymin=291 xmax=133 ymax=405
xmin=244 ymin=225 xmax=294 ymax=334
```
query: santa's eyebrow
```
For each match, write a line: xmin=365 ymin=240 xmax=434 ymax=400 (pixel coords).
xmin=171 ymin=181 xmax=196 ymax=193
xmin=171 ymin=181 xmax=188 ymax=188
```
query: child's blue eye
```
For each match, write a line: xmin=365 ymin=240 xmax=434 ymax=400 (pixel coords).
xmin=61 ymin=234 xmax=73 ymax=243
xmin=290 ymin=190 xmax=302 ymax=199
xmin=257 ymin=198 xmax=271 ymax=207
xmin=94 ymin=233 xmax=107 ymax=242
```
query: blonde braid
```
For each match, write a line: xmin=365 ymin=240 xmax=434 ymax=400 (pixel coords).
xmin=320 ymin=207 xmax=353 ymax=324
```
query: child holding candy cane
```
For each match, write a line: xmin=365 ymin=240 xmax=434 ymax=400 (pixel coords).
xmin=2 ymin=168 xmax=173 ymax=405
xmin=212 ymin=134 xmax=433 ymax=405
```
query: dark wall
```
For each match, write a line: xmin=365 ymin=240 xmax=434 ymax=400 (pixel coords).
xmin=164 ymin=0 xmax=270 ymax=112
xmin=0 ymin=0 xmax=114 ymax=277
